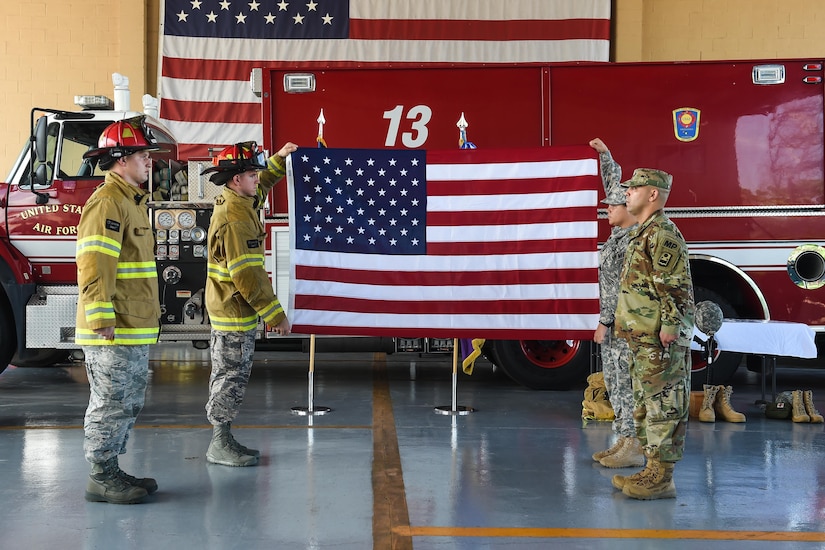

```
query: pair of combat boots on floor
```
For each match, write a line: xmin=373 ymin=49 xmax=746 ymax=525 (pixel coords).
xmin=768 ymin=390 xmax=824 ymax=423
xmin=697 ymin=384 xmax=747 ymax=423
xmin=86 ymin=423 xmax=258 ymax=505
xmin=594 ymin=438 xmax=676 ymax=500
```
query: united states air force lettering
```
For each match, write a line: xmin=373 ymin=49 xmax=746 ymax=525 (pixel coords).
xmin=20 ymin=204 xmax=84 ymax=235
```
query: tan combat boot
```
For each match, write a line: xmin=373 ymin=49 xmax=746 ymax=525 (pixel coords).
xmin=206 ymin=423 xmax=259 ymax=467
xmin=622 ymin=459 xmax=677 ymax=500
xmin=600 ymin=437 xmax=645 ymax=469
xmin=85 ymin=460 xmax=148 ymax=504
xmin=803 ymin=390 xmax=824 ymax=423
xmin=592 ymin=436 xmax=626 ymax=462
xmin=713 ymin=385 xmax=746 ymax=422
xmin=611 ymin=456 xmax=651 ymax=491
xmin=698 ymin=384 xmax=719 ymax=422
xmin=110 ymin=456 xmax=158 ymax=495
xmin=792 ymin=390 xmax=810 ymax=423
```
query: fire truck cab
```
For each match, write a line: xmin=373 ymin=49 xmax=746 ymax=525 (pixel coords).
xmin=0 ymin=94 xmax=201 ymax=370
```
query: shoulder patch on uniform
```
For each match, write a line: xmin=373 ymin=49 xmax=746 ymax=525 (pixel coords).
xmin=654 ymin=237 xmax=681 ymax=269
xmin=247 ymin=239 xmax=260 ymax=249
xmin=105 ymin=219 xmax=121 ymax=232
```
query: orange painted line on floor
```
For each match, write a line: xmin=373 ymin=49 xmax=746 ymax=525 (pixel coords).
xmin=0 ymin=424 xmax=371 ymax=431
xmin=398 ymin=526 xmax=825 ymax=542
xmin=372 ymin=352 xmax=414 ymax=550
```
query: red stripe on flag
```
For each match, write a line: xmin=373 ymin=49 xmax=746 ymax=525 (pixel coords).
xmin=427 ymin=207 xmax=594 ymax=226
xmin=426 ymin=238 xmax=595 ymax=256
xmin=350 ymin=18 xmax=611 ymax=42
xmin=161 ymin=98 xmax=260 ymax=124
xmin=295 ymin=265 xmax=598 ymax=286
xmin=427 ymin=177 xmax=595 ymax=196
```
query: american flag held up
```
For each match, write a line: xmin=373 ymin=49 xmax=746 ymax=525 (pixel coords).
xmin=286 ymin=146 xmax=601 ymax=340
xmin=159 ymin=0 xmax=612 ymax=158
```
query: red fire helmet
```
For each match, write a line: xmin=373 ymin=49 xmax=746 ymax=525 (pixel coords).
xmin=83 ymin=116 xmax=160 ymax=161
xmin=201 ymin=141 xmax=267 ymax=176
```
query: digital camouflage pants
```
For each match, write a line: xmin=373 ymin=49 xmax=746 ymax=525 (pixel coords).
xmin=83 ymin=344 xmax=150 ymax=464
xmin=206 ymin=328 xmax=256 ymax=425
xmin=600 ymin=330 xmax=636 ymax=438
xmin=628 ymin=343 xmax=691 ymax=462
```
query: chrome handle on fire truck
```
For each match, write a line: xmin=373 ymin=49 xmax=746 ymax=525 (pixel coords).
xmin=787 ymin=244 xmax=825 ymax=290
xmin=752 ymin=64 xmax=785 ymax=85
xmin=283 ymin=73 xmax=316 ymax=93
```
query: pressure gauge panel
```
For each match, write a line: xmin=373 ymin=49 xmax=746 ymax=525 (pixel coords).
xmin=156 ymin=210 xmax=175 ymax=229
xmin=177 ymin=210 xmax=196 ymax=229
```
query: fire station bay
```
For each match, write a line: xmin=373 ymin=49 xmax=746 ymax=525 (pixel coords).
xmin=3 ymin=22 xmax=825 ymax=550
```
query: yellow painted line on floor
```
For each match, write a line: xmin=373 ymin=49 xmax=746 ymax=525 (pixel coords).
xmin=397 ymin=526 xmax=825 ymax=542
xmin=371 ymin=352 xmax=414 ymax=550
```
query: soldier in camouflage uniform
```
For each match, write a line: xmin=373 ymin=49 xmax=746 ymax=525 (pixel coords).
xmin=76 ymin=117 xmax=164 ymax=504
xmin=588 ymin=139 xmax=644 ymax=469
xmin=611 ymin=168 xmax=695 ymax=500
xmin=202 ymin=141 xmax=297 ymax=467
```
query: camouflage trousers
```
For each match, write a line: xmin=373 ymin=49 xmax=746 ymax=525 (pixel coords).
xmin=628 ymin=343 xmax=691 ymax=462
xmin=206 ymin=328 xmax=256 ymax=425
xmin=82 ymin=344 xmax=150 ymax=464
xmin=600 ymin=331 xmax=636 ymax=438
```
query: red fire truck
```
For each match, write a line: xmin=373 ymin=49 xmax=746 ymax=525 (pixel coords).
xmin=1 ymin=59 xmax=823 ymax=390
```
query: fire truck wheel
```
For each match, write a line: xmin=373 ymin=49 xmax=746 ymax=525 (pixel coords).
xmin=487 ymin=339 xmax=592 ymax=390
xmin=11 ymin=348 xmax=72 ymax=369
xmin=690 ymin=287 xmax=742 ymax=391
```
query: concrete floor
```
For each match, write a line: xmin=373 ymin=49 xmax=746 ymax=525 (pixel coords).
xmin=1 ymin=345 xmax=824 ymax=549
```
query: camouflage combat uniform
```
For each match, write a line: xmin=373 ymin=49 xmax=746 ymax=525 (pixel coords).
xmin=597 ymin=150 xmax=637 ymax=438
xmin=205 ymin=155 xmax=288 ymax=425
xmin=616 ymin=210 xmax=695 ymax=462
xmin=75 ymin=170 xmax=160 ymax=464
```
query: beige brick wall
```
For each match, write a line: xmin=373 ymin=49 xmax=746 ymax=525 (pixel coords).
xmin=0 ymin=1 xmax=149 ymax=174
xmin=0 ymin=0 xmax=823 ymax=172
xmin=615 ymin=0 xmax=825 ymax=61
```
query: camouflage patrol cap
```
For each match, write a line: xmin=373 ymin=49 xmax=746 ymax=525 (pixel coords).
xmin=621 ymin=168 xmax=673 ymax=190
xmin=695 ymin=300 xmax=724 ymax=335
xmin=601 ymin=186 xmax=627 ymax=206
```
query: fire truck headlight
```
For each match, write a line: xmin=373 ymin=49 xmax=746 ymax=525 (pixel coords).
xmin=787 ymin=244 xmax=825 ymax=290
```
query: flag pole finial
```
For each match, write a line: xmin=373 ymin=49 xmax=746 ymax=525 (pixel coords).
xmin=456 ymin=112 xmax=476 ymax=149
xmin=316 ymin=108 xmax=327 ymax=148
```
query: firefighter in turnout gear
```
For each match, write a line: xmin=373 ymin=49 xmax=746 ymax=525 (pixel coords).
xmin=76 ymin=116 xmax=164 ymax=504
xmin=202 ymin=141 xmax=297 ymax=467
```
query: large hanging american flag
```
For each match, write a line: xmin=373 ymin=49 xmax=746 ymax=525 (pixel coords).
xmin=159 ymin=0 xmax=612 ymax=158
xmin=286 ymin=146 xmax=600 ymax=339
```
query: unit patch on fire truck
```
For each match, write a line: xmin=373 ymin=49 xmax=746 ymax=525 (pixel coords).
xmin=673 ymin=107 xmax=700 ymax=142
xmin=105 ymin=219 xmax=121 ymax=232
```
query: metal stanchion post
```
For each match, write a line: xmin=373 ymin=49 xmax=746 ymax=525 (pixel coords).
xmin=292 ymin=334 xmax=331 ymax=416
xmin=434 ymin=338 xmax=474 ymax=415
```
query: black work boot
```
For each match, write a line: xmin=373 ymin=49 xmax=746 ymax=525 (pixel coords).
xmin=85 ymin=460 xmax=148 ymax=504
